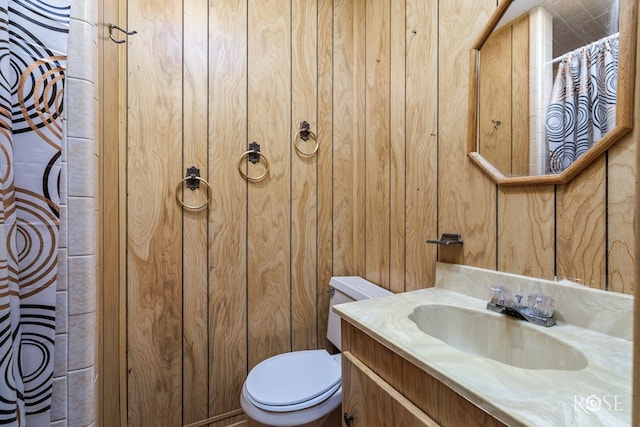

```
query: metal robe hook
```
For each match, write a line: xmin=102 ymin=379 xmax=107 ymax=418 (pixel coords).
xmin=109 ymin=23 xmax=137 ymax=44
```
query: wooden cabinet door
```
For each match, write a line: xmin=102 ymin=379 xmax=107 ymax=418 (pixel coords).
xmin=342 ymin=351 xmax=439 ymax=427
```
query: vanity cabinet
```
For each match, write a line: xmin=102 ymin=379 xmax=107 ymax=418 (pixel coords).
xmin=341 ymin=320 xmax=506 ymax=427
xmin=342 ymin=351 xmax=437 ymax=426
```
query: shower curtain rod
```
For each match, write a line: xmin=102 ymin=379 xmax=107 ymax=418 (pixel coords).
xmin=547 ymin=32 xmax=620 ymax=65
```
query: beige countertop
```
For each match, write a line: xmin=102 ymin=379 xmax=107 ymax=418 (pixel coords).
xmin=334 ymin=263 xmax=633 ymax=427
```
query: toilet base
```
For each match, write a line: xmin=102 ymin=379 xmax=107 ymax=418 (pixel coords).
xmin=244 ymin=406 xmax=341 ymax=427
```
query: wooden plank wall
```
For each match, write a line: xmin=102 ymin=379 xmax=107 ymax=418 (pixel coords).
xmin=438 ymin=0 xmax=638 ymax=294
xmin=113 ymin=0 xmax=638 ymax=426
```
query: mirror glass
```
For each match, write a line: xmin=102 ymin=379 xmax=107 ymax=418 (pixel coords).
xmin=468 ymin=0 xmax=636 ymax=186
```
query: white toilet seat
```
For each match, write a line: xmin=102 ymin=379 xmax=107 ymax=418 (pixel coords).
xmin=244 ymin=350 xmax=341 ymax=412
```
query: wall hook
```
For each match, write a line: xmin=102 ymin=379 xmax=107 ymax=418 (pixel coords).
xmin=109 ymin=23 xmax=137 ymax=44
xmin=491 ymin=119 xmax=502 ymax=129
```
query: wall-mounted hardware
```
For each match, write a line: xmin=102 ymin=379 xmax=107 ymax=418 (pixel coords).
xmin=184 ymin=166 xmax=201 ymax=190
xmin=426 ymin=233 xmax=463 ymax=246
xmin=238 ymin=142 xmax=269 ymax=182
xmin=176 ymin=166 xmax=211 ymax=210
xmin=491 ymin=119 xmax=502 ymax=129
xmin=108 ymin=23 xmax=137 ymax=44
xmin=293 ymin=121 xmax=318 ymax=157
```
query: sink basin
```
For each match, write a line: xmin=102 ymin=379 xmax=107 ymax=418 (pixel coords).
xmin=408 ymin=304 xmax=588 ymax=370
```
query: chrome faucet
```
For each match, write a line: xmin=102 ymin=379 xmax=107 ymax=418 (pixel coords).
xmin=486 ymin=287 xmax=556 ymax=327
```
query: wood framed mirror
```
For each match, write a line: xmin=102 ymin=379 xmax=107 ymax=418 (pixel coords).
xmin=468 ymin=0 xmax=638 ymax=186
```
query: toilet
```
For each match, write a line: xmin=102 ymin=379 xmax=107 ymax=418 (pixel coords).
xmin=240 ymin=276 xmax=392 ymax=427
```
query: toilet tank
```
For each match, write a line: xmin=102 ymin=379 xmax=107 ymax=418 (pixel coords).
xmin=326 ymin=276 xmax=392 ymax=350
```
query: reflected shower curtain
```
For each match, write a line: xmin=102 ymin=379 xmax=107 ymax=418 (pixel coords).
xmin=545 ymin=35 xmax=619 ymax=174
xmin=0 ymin=1 xmax=68 ymax=426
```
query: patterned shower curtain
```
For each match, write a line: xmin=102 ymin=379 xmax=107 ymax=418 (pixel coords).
xmin=0 ymin=1 xmax=68 ymax=425
xmin=545 ymin=34 xmax=619 ymax=174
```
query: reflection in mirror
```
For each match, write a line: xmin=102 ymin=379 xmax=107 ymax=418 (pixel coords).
xmin=468 ymin=0 xmax=636 ymax=186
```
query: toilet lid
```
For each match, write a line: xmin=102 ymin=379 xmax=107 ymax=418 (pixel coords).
xmin=245 ymin=350 xmax=341 ymax=411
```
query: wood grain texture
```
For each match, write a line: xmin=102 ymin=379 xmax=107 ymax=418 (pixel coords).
xmin=497 ymin=186 xmax=555 ymax=278
xmin=405 ymin=0 xmax=438 ymax=291
xmin=608 ymin=134 xmax=635 ymax=294
xmin=510 ymin=16 xmax=529 ymax=176
xmin=182 ymin=1 xmax=210 ymax=424
xmin=317 ymin=0 xmax=334 ymax=350
xmin=343 ymin=351 xmax=440 ymax=427
xmin=470 ymin=0 xmax=636 ymax=187
xmin=247 ymin=0 xmax=292 ymax=369
xmin=389 ymin=0 xmax=406 ymax=293
xmin=110 ymin=2 xmax=640 ymax=426
xmin=632 ymin=0 xmax=640 ymax=417
xmin=556 ymin=159 xmax=607 ymax=289
xmin=291 ymin=0 xmax=319 ymax=352
xmin=208 ymin=0 xmax=248 ymax=419
xmin=126 ymin=0 xmax=184 ymax=425
xmin=98 ymin=0 xmax=123 ymax=424
xmin=479 ymin=26 xmax=512 ymax=174
xmin=634 ymin=1 xmax=640 ymax=406
xmin=438 ymin=0 xmax=497 ymax=269
xmin=365 ymin=0 xmax=391 ymax=289
xmin=343 ymin=322 xmax=506 ymax=427
xmin=333 ymin=0 xmax=366 ymax=277
xmin=608 ymin=0 xmax=638 ymax=294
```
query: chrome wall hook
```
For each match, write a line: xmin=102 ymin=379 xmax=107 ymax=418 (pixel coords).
xmin=109 ymin=23 xmax=137 ymax=44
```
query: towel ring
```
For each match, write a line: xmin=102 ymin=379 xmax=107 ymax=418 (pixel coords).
xmin=293 ymin=128 xmax=318 ymax=157
xmin=176 ymin=175 xmax=211 ymax=210
xmin=238 ymin=150 xmax=270 ymax=182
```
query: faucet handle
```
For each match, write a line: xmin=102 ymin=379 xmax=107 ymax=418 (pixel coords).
xmin=527 ymin=294 xmax=555 ymax=318
xmin=489 ymin=285 xmax=508 ymax=304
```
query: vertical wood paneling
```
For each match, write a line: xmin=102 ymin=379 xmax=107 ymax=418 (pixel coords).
xmin=126 ymin=0 xmax=183 ymax=425
xmin=389 ymin=0 xmax=406 ymax=292
xmin=208 ymin=0 xmax=248 ymax=419
xmin=479 ymin=27 xmax=511 ymax=173
xmin=182 ymin=1 xmax=210 ymax=424
xmin=333 ymin=0 xmax=366 ymax=277
xmin=438 ymin=0 xmax=497 ymax=269
xmin=247 ymin=0 xmax=292 ymax=368
xmin=497 ymin=187 xmax=555 ymax=278
xmin=291 ymin=0 xmax=319 ymax=351
xmin=365 ymin=0 xmax=391 ymax=289
xmin=609 ymin=127 xmax=636 ymax=294
xmin=405 ymin=0 xmax=438 ymax=291
xmin=556 ymin=160 xmax=607 ymax=288
xmin=511 ymin=16 xmax=529 ymax=176
xmin=118 ymin=1 xmax=640 ymax=425
xmin=317 ymin=0 xmax=334 ymax=349
xmin=98 ymin=0 xmax=123 ymax=424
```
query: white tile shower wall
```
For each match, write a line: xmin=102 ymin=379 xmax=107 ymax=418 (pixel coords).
xmin=56 ymin=1 xmax=99 ymax=426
